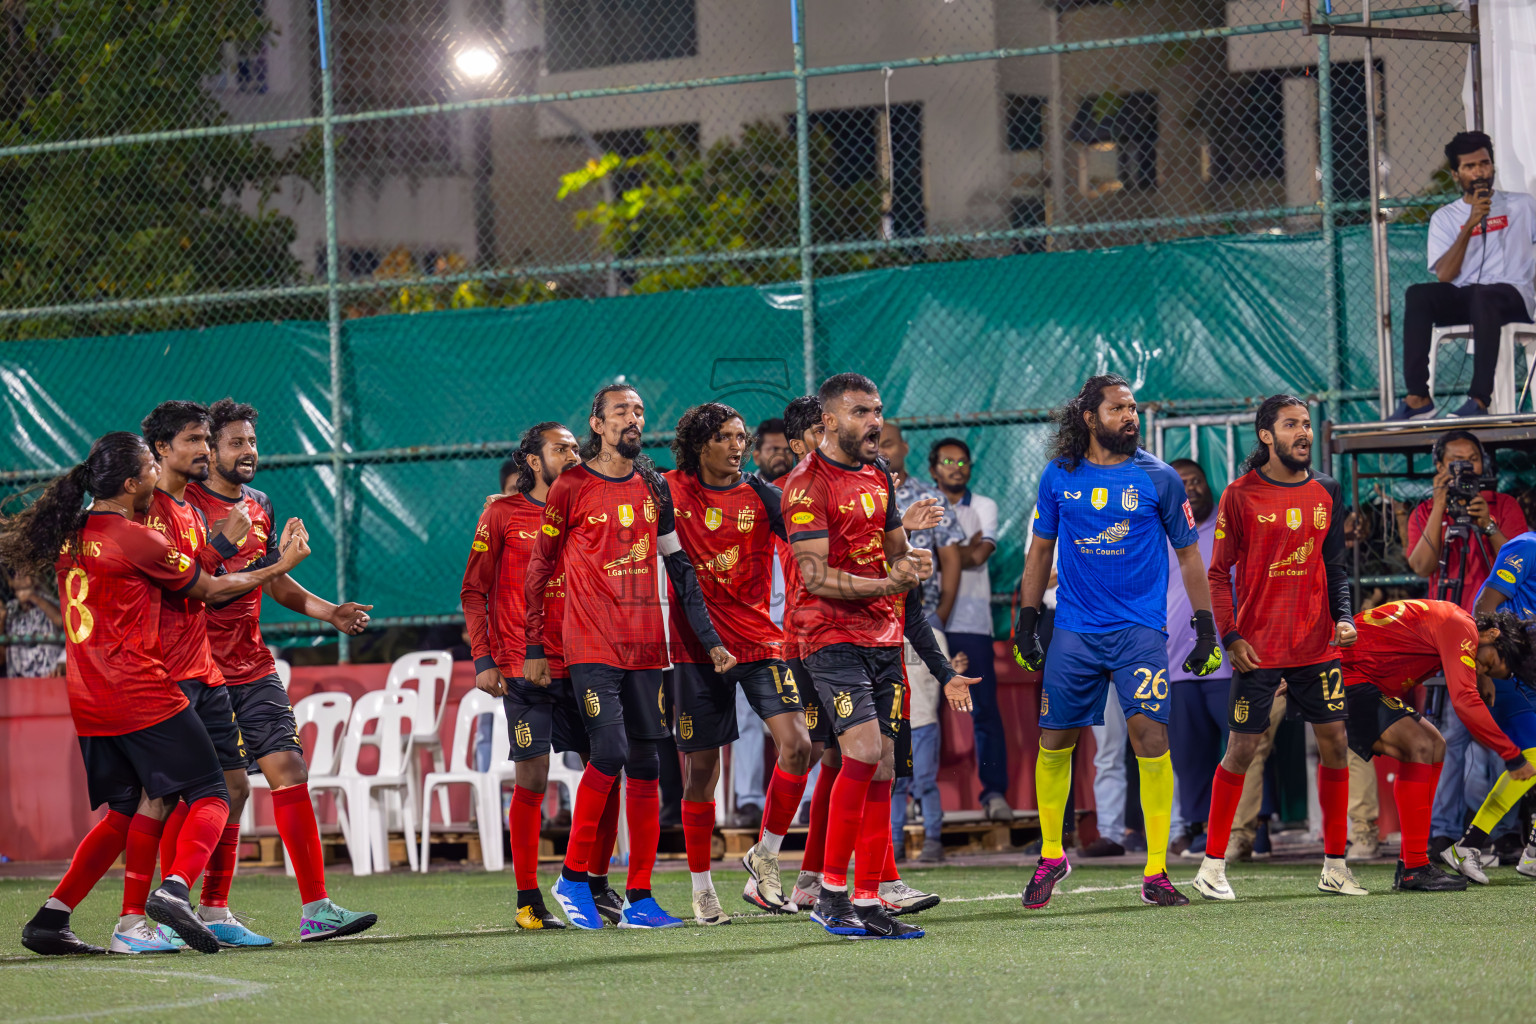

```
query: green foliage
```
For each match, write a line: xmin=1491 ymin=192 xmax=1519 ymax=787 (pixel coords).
xmin=557 ymin=121 xmax=886 ymax=293
xmin=0 ymin=1 xmax=312 ymax=339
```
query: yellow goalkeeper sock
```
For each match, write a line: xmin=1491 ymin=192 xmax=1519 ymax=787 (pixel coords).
xmin=1137 ymin=751 xmax=1175 ymax=878
xmin=1469 ymin=747 xmax=1536 ymax=836
xmin=1036 ymin=743 xmax=1075 ymax=860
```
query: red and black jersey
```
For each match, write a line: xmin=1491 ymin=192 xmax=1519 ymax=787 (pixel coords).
xmin=141 ymin=489 xmax=225 ymax=686
xmin=781 ymin=449 xmax=904 ymax=655
xmin=55 ymin=512 xmax=201 ymax=736
xmin=1208 ymin=468 xmax=1350 ymax=666
xmin=462 ymin=492 xmax=568 ymax=679
xmin=186 ymin=481 xmax=280 ymax=685
xmin=664 ymin=470 xmax=785 ymax=664
xmin=1340 ymin=599 xmax=1520 ymax=762
xmin=526 ymin=465 xmax=668 ymax=670
xmin=770 ymin=471 xmax=802 ymax=660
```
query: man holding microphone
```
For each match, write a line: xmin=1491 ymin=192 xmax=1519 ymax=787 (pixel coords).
xmin=1390 ymin=131 xmax=1536 ymax=421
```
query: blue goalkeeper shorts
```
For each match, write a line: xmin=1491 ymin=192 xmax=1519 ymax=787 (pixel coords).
xmin=1490 ymin=676 xmax=1536 ymax=752
xmin=1039 ymin=625 xmax=1172 ymax=730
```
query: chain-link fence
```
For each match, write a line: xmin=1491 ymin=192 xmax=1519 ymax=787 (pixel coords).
xmin=0 ymin=0 xmax=1485 ymax=657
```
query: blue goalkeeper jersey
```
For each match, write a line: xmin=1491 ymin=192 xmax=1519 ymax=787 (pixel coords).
xmin=1477 ymin=530 xmax=1536 ymax=618
xmin=1032 ymin=449 xmax=1199 ymax=635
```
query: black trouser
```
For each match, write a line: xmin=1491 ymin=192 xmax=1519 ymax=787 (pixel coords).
xmin=1403 ymin=281 xmax=1528 ymax=404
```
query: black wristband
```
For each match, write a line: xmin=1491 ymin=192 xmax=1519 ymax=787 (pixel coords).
xmin=210 ymin=533 xmax=240 ymax=560
xmin=1505 ymin=755 xmax=1529 ymax=772
xmin=1191 ymin=608 xmax=1217 ymax=638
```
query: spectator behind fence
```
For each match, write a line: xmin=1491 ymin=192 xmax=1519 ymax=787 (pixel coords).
xmin=1390 ymin=131 xmax=1536 ymax=420
xmin=931 ymin=437 xmax=1011 ymax=822
xmin=1 ymin=571 xmax=66 ymax=678
xmin=880 ymin=423 xmax=965 ymax=627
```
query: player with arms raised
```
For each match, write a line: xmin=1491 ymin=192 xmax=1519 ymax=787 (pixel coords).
xmin=525 ymin=384 xmax=734 ymax=930
xmin=1012 ymin=374 xmax=1221 ymax=910
xmin=1194 ymin=396 xmax=1361 ymax=901
xmin=187 ymin=398 xmax=377 ymax=941
xmin=462 ymin=421 xmax=585 ymax=929
xmin=10 ymin=433 xmax=310 ymax=956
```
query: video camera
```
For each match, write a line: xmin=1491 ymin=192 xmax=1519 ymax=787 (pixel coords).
xmin=1442 ymin=458 xmax=1484 ymax=538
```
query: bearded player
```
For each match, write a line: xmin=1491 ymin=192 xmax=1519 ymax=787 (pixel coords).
xmin=665 ymin=403 xmax=811 ymax=924
xmin=185 ymin=398 xmax=378 ymax=941
xmin=1012 ymin=374 xmax=1222 ymax=910
xmin=462 ymin=421 xmax=587 ymax=929
xmin=1194 ymin=396 xmax=1362 ymax=901
xmin=785 ymin=373 xmax=967 ymax=939
xmin=526 ymin=384 xmax=735 ymax=930
xmin=1337 ymin=600 xmax=1534 ymax=890
xmin=11 ymin=433 xmax=311 ymax=956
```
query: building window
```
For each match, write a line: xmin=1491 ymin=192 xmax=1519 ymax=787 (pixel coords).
xmin=1006 ymin=95 xmax=1045 ymax=152
xmin=805 ymin=103 xmax=925 ymax=239
xmin=546 ymin=0 xmax=698 ymax=73
xmin=1070 ymin=91 xmax=1160 ymax=191
xmin=1196 ymin=71 xmax=1284 ymax=184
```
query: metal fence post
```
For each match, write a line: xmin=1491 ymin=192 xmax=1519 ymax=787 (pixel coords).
xmin=792 ymin=0 xmax=815 ymax=395
xmin=317 ymin=0 xmax=349 ymax=662
xmin=1317 ymin=25 xmax=1341 ymax=419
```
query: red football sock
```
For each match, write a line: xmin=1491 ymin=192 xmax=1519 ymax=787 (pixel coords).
xmin=51 ymin=810 xmax=131 ymax=911
xmin=563 ymin=765 xmax=617 ymax=876
xmin=271 ymin=784 xmax=328 ymax=904
xmin=1395 ymin=761 xmax=1438 ymax=869
xmin=1319 ymin=764 xmax=1349 ymax=858
xmin=157 ymin=800 xmax=189 ymax=882
xmin=166 ymin=798 xmax=231 ymax=887
xmin=199 ymin=824 xmax=241 ymax=909
xmin=681 ymin=799 xmax=715 ymax=873
xmin=761 ymin=763 xmax=810 ymax=841
xmin=625 ymin=777 xmax=661 ymax=892
xmin=509 ymin=785 xmax=545 ymax=891
xmin=881 ymin=830 xmax=900 ymax=883
xmin=853 ymin=779 xmax=893 ymax=901
xmin=588 ymin=780 xmax=623 ymax=878
xmin=1204 ymin=764 xmax=1246 ymax=860
xmin=122 ymin=814 xmax=166 ymax=916
xmin=800 ymin=760 xmax=839 ymax=875
xmin=821 ymin=757 xmax=875 ymax=890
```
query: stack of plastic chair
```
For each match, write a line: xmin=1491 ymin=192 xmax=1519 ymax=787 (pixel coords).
xmin=309 ymin=688 xmax=420 ymax=875
xmin=382 ymin=651 xmax=454 ymax=827
xmin=419 ymin=688 xmax=506 ymax=871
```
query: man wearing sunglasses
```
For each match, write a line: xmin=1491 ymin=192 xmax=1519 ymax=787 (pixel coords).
xmin=930 ymin=438 xmax=1010 ymax=822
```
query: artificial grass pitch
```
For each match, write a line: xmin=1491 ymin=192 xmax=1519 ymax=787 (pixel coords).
xmin=1 ymin=863 xmax=1530 ymax=1023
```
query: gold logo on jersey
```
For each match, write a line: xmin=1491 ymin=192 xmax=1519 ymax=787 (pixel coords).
xmin=1040 ymin=693 xmax=1049 ymax=715
xmin=860 ymin=493 xmax=876 ymax=518
xmin=848 ymin=534 xmax=885 ymax=566
xmin=679 ymin=714 xmax=693 ymax=741
xmin=1507 ymin=557 xmax=1525 ymax=573
xmin=514 ymin=720 xmax=532 ymax=748
xmin=166 ymin=550 xmax=191 ymax=572
xmin=804 ymin=705 xmax=818 ymax=729
xmin=587 ymin=513 xmax=609 ymax=525
xmin=643 ymin=496 xmax=657 ymax=523
xmin=786 ymin=487 xmax=813 ymax=508
xmin=542 ymin=524 xmax=560 ymax=537
xmin=1257 ymin=513 xmax=1277 ymax=523
xmin=791 ymin=512 xmax=815 ymax=524
xmin=584 ymin=690 xmax=601 ymax=717
xmin=472 ymin=524 xmax=491 ymax=552
xmin=699 ymin=545 xmax=740 ymax=576
xmin=1215 ymin=529 xmax=1226 ymax=539
xmin=1073 ymin=520 xmax=1130 ymax=547
xmin=737 ymin=508 xmax=755 ymax=533
xmin=1091 ymin=487 xmax=1108 ymax=510
xmin=1461 ymin=655 xmax=1477 ymax=670
xmin=1286 ymin=507 xmax=1302 ymax=531
xmin=1499 ymin=569 xmax=1517 ymax=584
xmin=833 ymin=691 xmax=853 ymax=718
xmin=658 ymin=684 xmax=665 ymax=714
xmin=618 ymin=504 xmax=635 ymax=528
xmin=1234 ymin=697 xmax=1250 ymax=724
xmin=1121 ymin=486 xmax=1138 ymax=512
xmin=1269 ymin=537 xmax=1314 ymax=572
xmin=1381 ymin=696 xmax=1408 ymax=712
xmin=704 ymin=507 xmax=723 ymax=531
xmin=471 ymin=541 xmax=489 ymax=552
xmin=517 ymin=530 xmax=536 ymax=540
xmin=1064 ymin=491 xmax=1082 ymax=500
xmin=602 ymin=534 xmax=651 ymax=569
xmin=1314 ymin=503 xmax=1327 ymax=530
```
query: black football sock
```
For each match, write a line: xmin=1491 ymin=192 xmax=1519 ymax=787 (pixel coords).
xmin=625 ymin=888 xmax=652 ymax=904
xmin=517 ymin=888 xmax=541 ymax=910
xmin=588 ymin=874 xmax=609 ymax=895
xmin=560 ymin=865 xmax=588 ymax=886
xmin=1460 ymin=825 xmax=1490 ymax=848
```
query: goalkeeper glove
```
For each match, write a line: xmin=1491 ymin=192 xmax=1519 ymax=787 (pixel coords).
xmin=1012 ymin=605 xmax=1045 ymax=671
xmin=1183 ymin=609 xmax=1223 ymax=676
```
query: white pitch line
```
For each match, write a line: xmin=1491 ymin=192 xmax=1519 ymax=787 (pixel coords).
xmin=0 ymin=963 xmax=267 ymax=1022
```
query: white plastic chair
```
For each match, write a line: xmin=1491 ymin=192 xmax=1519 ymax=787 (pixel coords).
xmin=1427 ymin=323 xmax=1536 ymax=414
xmin=383 ymin=651 xmax=454 ymax=826
xmin=419 ymin=689 xmax=506 ymax=872
xmin=309 ymin=689 xmax=420 ymax=875
xmin=241 ymin=659 xmax=295 ymax=833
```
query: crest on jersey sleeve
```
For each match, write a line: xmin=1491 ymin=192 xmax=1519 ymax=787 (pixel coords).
xmin=1091 ymin=488 xmax=1108 ymax=510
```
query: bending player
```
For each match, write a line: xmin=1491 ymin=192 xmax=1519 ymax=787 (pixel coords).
xmin=186 ymin=397 xmax=377 ymax=941
xmin=1012 ymin=374 xmax=1222 ymax=910
xmin=10 ymin=433 xmax=310 ymax=955
xmin=525 ymin=384 xmax=735 ymax=930
xmin=1338 ymin=599 xmax=1533 ymax=889
xmin=462 ymin=421 xmax=587 ymax=929
xmin=1194 ymin=396 xmax=1362 ymax=901
xmin=665 ymin=403 xmax=811 ymax=924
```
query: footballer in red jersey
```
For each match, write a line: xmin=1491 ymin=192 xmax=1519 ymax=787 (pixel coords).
xmin=187 ymin=398 xmax=376 ymax=942
xmin=1337 ymin=599 xmax=1535 ymax=890
xmin=1197 ymin=396 xmax=1360 ymax=902
xmin=462 ymin=421 xmax=584 ymax=930
xmin=526 ymin=384 xmax=733 ymax=931
xmin=664 ymin=402 xmax=811 ymax=923
xmin=4 ymin=432 xmax=310 ymax=957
